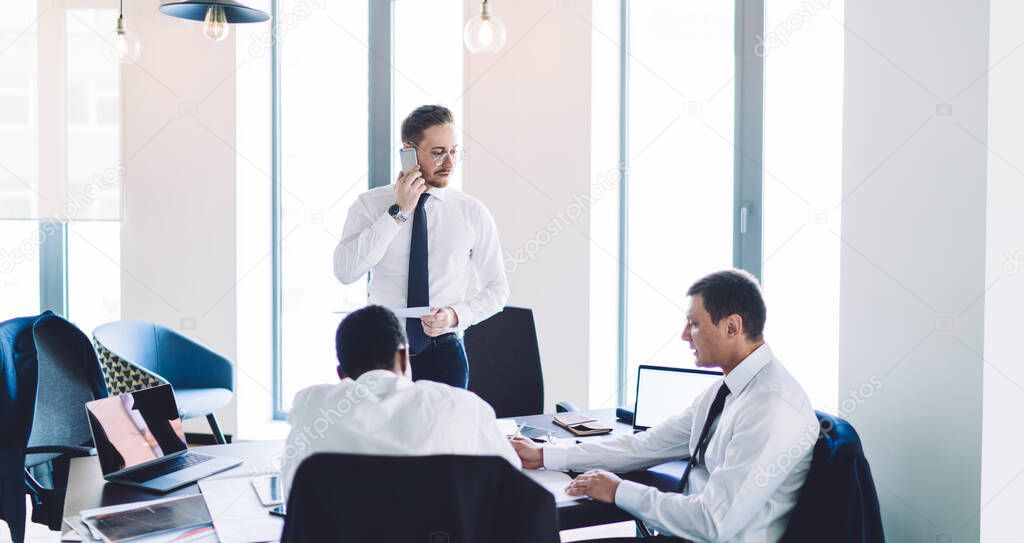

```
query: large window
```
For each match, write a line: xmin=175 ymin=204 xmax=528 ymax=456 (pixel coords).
xmin=274 ymin=0 xmax=370 ymax=415
xmin=606 ymin=0 xmax=843 ymax=409
xmin=621 ymin=1 xmax=738 ymax=407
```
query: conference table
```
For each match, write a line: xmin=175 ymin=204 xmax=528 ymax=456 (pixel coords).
xmin=62 ymin=408 xmax=687 ymax=535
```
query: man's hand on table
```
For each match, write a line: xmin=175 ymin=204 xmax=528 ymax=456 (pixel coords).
xmin=509 ymin=436 xmax=544 ymax=469
xmin=566 ymin=470 xmax=622 ymax=503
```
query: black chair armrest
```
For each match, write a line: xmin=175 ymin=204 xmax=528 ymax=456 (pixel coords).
xmin=555 ymin=401 xmax=579 ymax=413
xmin=24 ymin=445 xmax=96 ymax=458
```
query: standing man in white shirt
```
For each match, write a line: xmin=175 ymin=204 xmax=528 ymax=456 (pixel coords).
xmin=280 ymin=305 xmax=520 ymax=497
xmin=511 ymin=270 xmax=819 ymax=542
xmin=333 ymin=105 xmax=509 ymax=388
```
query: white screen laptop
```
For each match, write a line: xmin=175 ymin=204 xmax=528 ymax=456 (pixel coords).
xmin=633 ymin=365 xmax=723 ymax=431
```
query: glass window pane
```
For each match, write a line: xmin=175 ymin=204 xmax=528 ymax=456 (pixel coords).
xmin=762 ymin=0 xmax=844 ymax=410
xmin=67 ymin=221 xmax=121 ymax=335
xmin=278 ymin=0 xmax=369 ymax=409
xmin=625 ymin=1 xmax=735 ymax=405
xmin=0 ymin=220 xmax=41 ymax=317
xmin=394 ymin=1 xmax=464 ymax=188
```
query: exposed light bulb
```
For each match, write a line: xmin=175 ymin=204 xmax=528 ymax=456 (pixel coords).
xmin=464 ymin=0 xmax=507 ymax=54
xmin=112 ymin=14 xmax=141 ymax=63
xmin=203 ymin=5 xmax=230 ymax=42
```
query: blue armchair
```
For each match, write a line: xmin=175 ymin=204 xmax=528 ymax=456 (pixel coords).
xmin=92 ymin=320 xmax=234 ymax=444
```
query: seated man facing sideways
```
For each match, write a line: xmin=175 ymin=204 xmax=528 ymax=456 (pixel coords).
xmin=280 ymin=305 xmax=520 ymax=496
xmin=511 ymin=270 xmax=818 ymax=542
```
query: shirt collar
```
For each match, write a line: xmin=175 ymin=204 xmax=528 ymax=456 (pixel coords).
xmin=722 ymin=343 xmax=773 ymax=396
xmin=425 ymin=185 xmax=448 ymax=201
xmin=354 ymin=369 xmax=411 ymax=394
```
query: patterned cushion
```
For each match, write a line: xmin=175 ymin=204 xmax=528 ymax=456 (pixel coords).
xmin=94 ymin=339 xmax=167 ymax=395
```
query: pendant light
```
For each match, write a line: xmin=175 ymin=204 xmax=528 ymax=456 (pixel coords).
xmin=114 ymin=0 xmax=141 ymax=63
xmin=159 ymin=0 xmax=270 ymax=43
xmin=464 ymin=0 xmax=507 ymax=54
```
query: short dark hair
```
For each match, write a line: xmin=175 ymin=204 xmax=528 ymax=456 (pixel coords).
xmin=401 ymin=105 xmax=453 ymax=144
xmin=686 ymin=269 xmax=766 ymax=340
xmin=335 ymin=305 xmax=407 ymax=378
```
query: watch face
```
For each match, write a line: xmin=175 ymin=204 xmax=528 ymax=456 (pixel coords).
xmin=388 ymin=204 xmax=400 ymax=217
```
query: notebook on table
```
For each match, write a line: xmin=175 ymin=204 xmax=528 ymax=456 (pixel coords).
xmin=552 ymin=412 xmax=613 ymax=437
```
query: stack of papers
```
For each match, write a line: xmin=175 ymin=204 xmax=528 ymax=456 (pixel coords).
xmin=198 ymin=477 xmax=284 ymax=543
xmin=524 ymin=469 xmax=584 ymax=504
xmin=67 ymin=495 xmax=217 ymax=543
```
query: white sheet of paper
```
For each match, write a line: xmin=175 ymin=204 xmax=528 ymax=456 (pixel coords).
xmin=387 ymin=306 xmax=433 ymax=319
xmin=332 ymin=306 xmax=434 ymax=318
xmin=199 ymin=476 xmax=284 ymax=543
xmin=496 ymin=419 xmax=519 ymax=437
xmin=524 ymin=469 xmax=582 ymax=504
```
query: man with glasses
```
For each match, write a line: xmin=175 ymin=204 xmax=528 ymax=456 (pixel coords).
xmin=333 ymin=105 xmax=509 ymax=388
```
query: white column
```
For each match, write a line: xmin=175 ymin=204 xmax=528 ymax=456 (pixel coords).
xmin=839 ymin=0 xmax=990 ymax=541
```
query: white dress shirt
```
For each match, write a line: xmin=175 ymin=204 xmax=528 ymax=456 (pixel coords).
xmin=543 ymin=344 xmax=818 ymax=543
xmin=281 ymin=370 xmax=522 ymax=497
xmin=333 ymin=185 xmax=510 ymax=332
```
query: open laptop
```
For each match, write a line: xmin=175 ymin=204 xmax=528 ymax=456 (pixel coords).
xmin=85 ymin=384 xmax=242 ymax=492
xmin=632 ymin=365 xmax=723 ymax=431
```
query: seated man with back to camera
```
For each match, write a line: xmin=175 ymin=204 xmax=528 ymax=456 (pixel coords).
xmin=511 ymin=270 xmax=818 ymax=542
xmin=280 ymin=305 xmax=520 ymax=497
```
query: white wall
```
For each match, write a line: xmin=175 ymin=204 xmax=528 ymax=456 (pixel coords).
xmin=981 ymin=0 xmax=1024 ymax=539
xmin=121 ymin=0 xmax=239 ymax=435
xmin=839 ymin=1 xmax=989 ymax=540
xmin=462 ymin=0 xmax=594 ymax=411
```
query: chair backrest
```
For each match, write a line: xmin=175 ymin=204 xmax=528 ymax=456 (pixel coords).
xmin=282 ymin=453 xmax=559 ymax=543
xmin=92 ymin=320 xmax=233 ymax=392
xmin=780 ymin=411 xmax=885 ymax=543
xmin=463 ymin=307 xmax=543 ymax=418
xmin=26 ymin=314 xmax=108 ymax=467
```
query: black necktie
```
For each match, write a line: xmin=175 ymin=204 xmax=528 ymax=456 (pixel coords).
xmin=678 ymin=383 xmax=731 ymax=493
xmin=406 ymin=192 xmax=430 ymax=353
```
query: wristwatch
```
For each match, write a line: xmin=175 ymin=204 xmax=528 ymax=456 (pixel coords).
xmin=388 ymin=204 xmax=409 ymax=223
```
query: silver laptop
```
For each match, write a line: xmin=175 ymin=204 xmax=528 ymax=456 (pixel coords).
xmin=85 ymin=384 xmax=241 ymax=492
xmin=633 ymin=365 xmax=723 ymax=431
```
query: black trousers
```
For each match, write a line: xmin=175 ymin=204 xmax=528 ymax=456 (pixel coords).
xmin=410 ymin=333 xmax=469 ymax=388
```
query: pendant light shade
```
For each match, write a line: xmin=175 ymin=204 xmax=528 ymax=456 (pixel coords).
xmin=160 ymin=0 xmax=269 ymax=42
xmin=159 ymin=0 xmax=269 ymax=23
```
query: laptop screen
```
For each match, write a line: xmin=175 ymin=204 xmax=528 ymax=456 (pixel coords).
xmin=633 ymin=366 xmax=723 ymax=431
xmin=86 ymin=384 xmax=187 ymax=475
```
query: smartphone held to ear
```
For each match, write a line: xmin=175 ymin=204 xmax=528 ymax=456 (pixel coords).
xmin=400 ymin=147 xmax=418 ymax=174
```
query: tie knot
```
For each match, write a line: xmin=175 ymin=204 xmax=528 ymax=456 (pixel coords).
xmin=417 ymin=192 xmax=431 ymax=207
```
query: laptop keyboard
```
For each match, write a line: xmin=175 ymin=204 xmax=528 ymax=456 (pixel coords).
xmin=117 ymin=453 xmax=215 ymax=483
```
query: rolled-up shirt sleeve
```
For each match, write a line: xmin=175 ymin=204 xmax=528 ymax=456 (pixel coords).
xmin=451 ymin=204 xmax=509 ymax=330
xmin=333 ymin=196 xmax=403 ymax=285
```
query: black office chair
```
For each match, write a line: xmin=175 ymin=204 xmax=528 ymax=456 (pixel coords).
xmin=25 ymin=314 xmax=107 ymax=531
xmin=464 ymin=307 xmax=546 ymax=417
xmin=281 ymin=453 xmax=560 ymax=543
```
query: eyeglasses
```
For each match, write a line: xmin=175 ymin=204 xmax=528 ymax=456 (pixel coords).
xmin=407 ymin=143 xmax=463 ymax=166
